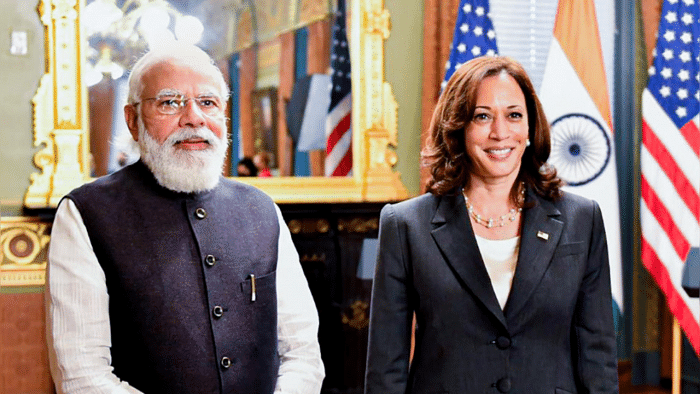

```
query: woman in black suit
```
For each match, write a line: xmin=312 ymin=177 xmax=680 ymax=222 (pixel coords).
xmin=364 ymin=56 xmax=618 ymax=393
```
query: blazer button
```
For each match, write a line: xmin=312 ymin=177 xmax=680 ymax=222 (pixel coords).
xmin=496 ymin=377 xmax=511 ymax=393
xmin=204 ymin=254 xmax=216 ymax=267
xmin=212 ymin=305 xmax=224 ymax=318
xmin=495 ymin=336 xmax=511 ymax=349
xmin=221 ymin=356 xmax=232 ymax=369
xmin=195 ymin=208 xmax=207 ymax=219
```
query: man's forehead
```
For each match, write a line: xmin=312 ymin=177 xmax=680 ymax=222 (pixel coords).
xmin=141 ymin=62 xmax=222 ymax=95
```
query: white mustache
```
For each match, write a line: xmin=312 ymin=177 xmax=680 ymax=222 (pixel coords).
xmin=165 ymin=127 xmax=221 ymax=147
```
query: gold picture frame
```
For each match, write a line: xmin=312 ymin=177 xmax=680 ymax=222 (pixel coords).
xmin=24 ymin=0 xmax=408 ymax=207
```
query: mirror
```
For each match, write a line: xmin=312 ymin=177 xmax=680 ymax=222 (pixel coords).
xmin=24 ymin=0 xmax=407 ymax=207
xmin=82 ymin=0 xmax=313 ymax=178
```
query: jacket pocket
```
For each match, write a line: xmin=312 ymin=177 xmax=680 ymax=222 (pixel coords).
xmin=239 ymin=270 xmax=276 ymax=302
xmin=552 ymin=241 xmax=586 ymax=259
xmin=555 ymin=388 xmax=574 ymax=394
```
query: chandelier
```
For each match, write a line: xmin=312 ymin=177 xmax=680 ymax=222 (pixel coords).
xmin=83 ymin=0 xmax=205 ymax=86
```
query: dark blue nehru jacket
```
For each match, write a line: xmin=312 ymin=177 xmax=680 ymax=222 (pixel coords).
xmin=66 ymin=161 xmax=280 ymax=394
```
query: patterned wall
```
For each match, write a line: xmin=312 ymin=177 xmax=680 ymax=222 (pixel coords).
xmin=0 ymin=217 xmax=53 ymax=393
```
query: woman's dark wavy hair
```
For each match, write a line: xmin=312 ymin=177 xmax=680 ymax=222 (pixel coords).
xmin=422 ymin=56 xmax=562 ymax=203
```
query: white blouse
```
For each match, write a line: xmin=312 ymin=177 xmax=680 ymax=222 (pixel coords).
xmin=474 ymin=234 xmax=520 ymax=310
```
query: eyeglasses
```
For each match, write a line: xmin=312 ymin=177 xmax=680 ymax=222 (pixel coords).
xmin=134 ymin=94 xmax=225 ymax=116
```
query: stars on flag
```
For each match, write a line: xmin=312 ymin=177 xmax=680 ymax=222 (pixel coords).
xmin=647 ymin=0 xmax=699 ymax=124
xmin=442 ymin=0 xmax=499 ymax=89
xmin=665 ymin=11 xmax=678 ymax=23
xmin=680 ymin=50 xmax=692 ymax=62
xmin=681 ymin=32 xmax=692 ymax=44
xmin=664 ymin=30 xmax=676 ymax=42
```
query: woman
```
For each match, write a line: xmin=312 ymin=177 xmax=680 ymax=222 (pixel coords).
xmin=364 ymin=56 xmax=618 ymax=393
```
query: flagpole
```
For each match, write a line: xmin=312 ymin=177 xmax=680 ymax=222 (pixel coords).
xmin=672 ymin=318 xmax=681 ymax=394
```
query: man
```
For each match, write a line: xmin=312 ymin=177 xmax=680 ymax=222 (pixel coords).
xmin=46 ymin=43 xmax=325 ymax=394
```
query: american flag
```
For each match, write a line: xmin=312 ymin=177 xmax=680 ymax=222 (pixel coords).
xmin=325 ymin=0 xmax=352 ymax=176
xmin=641 ymin=0 xmax=700 ymax=355
xmin=442 ymin=0 xmax=499 ymax=88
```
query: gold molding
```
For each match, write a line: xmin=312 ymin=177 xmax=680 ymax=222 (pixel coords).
xmin=337 ymin=217 xmax=378 ymax=233
xmin=26 ymin=0 xmax=90 ymax=208
xmin=0 ymin=217 xmax=51 ymax=287
xmin=25 ymin=0 xmax=408 ymax=208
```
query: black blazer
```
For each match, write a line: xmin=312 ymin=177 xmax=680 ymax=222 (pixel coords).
xmin=365 ymin=190 xmax=618 ymax=394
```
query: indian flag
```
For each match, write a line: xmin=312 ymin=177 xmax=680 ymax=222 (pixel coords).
xmin=538 ymin=0 xmax=624 ymax=318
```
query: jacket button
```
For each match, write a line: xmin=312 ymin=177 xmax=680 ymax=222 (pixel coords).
xmin=221 ymin=356 xmax=232 ymax=369
xmin=496 ymin=377 xmax=511 ymax=393
xmin=204 ymin=254 xmax=216 ymax=267
xmin=195 ymin=208 xmax=207 ymax=219
xmin=212 ymin=305 xmax=224 ymax=318
xmin=495 ymin=336 xmax=511 ymax=349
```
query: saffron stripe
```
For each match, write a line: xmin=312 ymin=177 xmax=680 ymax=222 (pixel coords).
xmin=552 ymin=0 xmax=612 ymax=131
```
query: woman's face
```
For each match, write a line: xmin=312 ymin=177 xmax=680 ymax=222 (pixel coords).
xmin=464 ymin=72 xmax=529 ymax=184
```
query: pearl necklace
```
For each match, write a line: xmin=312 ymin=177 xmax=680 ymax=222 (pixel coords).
xmin=463 ymin=187 xmax=524 ymax=229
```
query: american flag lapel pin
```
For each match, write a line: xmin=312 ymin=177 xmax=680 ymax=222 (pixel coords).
xmin=537 ymin=231 xmax=549 ymax=241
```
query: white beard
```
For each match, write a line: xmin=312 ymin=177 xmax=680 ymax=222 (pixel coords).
xmin=137 ymin=118 xmax=228 ymax=193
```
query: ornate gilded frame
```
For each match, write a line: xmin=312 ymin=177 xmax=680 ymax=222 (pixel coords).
xmin=24 ymin=0 xmax=408 ymax=207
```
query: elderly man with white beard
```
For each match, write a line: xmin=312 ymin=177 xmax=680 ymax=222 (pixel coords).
xmin=45 ymin=43 xmax=325 ymax=394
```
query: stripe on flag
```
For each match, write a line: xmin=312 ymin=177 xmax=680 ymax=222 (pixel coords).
xmin=325 ymin=0 xmax=352 ymax=177
xmin=326 ymin=95 xmax=352 ymax=176
xmin=442 ymin=0 xmax=498 ymax=87
xmin=641 ymin=0 xmax=700 ymax=356
xmin=538 ymin=0 xmax=624 ymax=316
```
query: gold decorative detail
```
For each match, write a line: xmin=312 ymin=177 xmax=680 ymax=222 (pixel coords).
xmin=287 ymin=219 xmax=302 ymax=234
xmin=298 ymin=0 xmax=330 ymax=26
xmin=25 ymin=0 xmax=408 ymax=208
xmin=1 ymin=218 xmax=51 ymax=287
xmin=54 ymin=0 xmax=78 ymax=19
xmin=365 ymin=9 xmax=390 ymax=39
xmin=234 ymin=0 xmax=328 ymax=51
xmin=256 ymin=0 xmax=291 ymax=41
xmin=285 ymin=218 xmax=330 ymax=234
xmin=300 ymin=253 xmax=326 ymax=263
xmin=316 ymin=219 xmax=330 ymax=233
xmin=342 ymin=300 xmax=369 ymax=330
xmin=25 ymin=0 xmax=89 ymax=208
xmin=337 ymin=217 xmax=378 ymax=233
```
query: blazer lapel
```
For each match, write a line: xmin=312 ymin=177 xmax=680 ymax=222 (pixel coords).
xmin=430 ymin=194 xmax=507 ymax=327
xmin=505 ymin=190 xmax=563 ymax=319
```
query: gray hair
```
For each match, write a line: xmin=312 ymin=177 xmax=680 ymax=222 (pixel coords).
xmin=126 ymin=42 xmax=229 ymax=104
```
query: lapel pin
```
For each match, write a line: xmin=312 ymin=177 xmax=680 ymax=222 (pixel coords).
xmin=537 ymin=231 xmax=549 ymax=240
